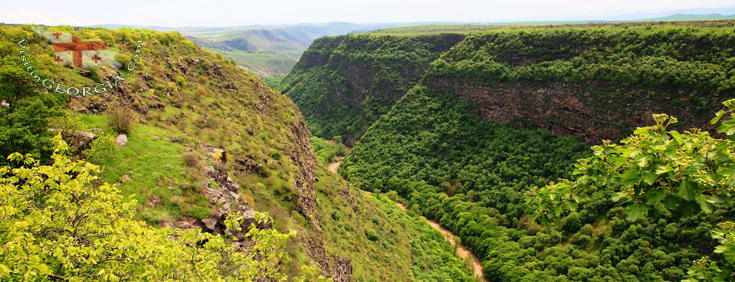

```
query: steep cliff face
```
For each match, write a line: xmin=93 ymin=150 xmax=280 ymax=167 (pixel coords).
xmin=288 ymin=119 xmax=320 ymax=224
xmin=281 ymin=33 xmax=465 ymax=145
xmin=439 ymin=79 xmax=725 ymax=143
xmin=425 ymin=23 xmax=735 ymax=142
xmin=285 ymin=117 xmax=335 ymax=276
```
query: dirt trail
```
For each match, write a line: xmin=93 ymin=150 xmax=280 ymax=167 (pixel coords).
xmin=328 ymin=161 xmax=341 ymax=174
xmin=425 ymin=220 xmax=488 ymax=281
xmin=387 ymin=194 xmax=488 ymax=281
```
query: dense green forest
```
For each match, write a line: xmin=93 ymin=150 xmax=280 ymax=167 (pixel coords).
xmin=281 ymin=33 xmax=465 ymax=145
xmin=429 ymin=24 xmax=735 ymax=115
xmin=341 ymin=22 xmax=735 ymax=281
xmin=529 ymin=104 xmax=735 ymax=281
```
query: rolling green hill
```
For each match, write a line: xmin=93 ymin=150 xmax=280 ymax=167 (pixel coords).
xmin=183 ymin=23 xmax=365 ymax=84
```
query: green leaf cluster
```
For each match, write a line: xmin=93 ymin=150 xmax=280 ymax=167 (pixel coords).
xmin=530 ymin=99 xmax=735 ymax=280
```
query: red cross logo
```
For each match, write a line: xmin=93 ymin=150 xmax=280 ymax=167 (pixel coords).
xmin=53 ymin=32 xmax=62 ymax=39
xmin=55 ymin=56 xmax=64 ymax=63
xmin=52 ymin=36 xmax=107 ymax=68
xmin=91 ymin=54 xmax=102 ymax=64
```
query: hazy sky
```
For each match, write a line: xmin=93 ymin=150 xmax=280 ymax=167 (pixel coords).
xmin=1 ymin=0 xmax=733 ymax=27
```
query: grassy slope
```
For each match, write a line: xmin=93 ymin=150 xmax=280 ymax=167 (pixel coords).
xmin=2 ymin=24 xmax=475 ymax=280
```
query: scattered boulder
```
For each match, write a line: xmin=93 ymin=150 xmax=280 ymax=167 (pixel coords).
xmin=79 ymin=131 xmax=98 ymax=140
xmin=169 ymin=137 xmax=183 ymax=144
xmin=86 ymin=100 xmax=108 ymax=114
xmin=115 ymin=134 xmax=128 ymax=147
xmin=79 ymin=69 xmax=91 ymax=78
xmin=152 ymin=136 xmax=161 ymax=140
xmin=201 ymin=217 xmax=220 ymax=231
xmin=174 ymin=217 xmax=202 ymax=230
xmin=219 ymin=82 xmax=238 ymax=91
xmin=121 ymin=174 xmax=131 ymax=181
xmin=203 ymin=166 xmax=227 ymax=185
xmin=241 ymin=210 xmax=272 ymax=230
xmin=201 ymin=142 xmax=227 ymax=163
xmin=225 ymin=177 xmax=240 ymax=192
xmin=147 ymin=96 xmax=165 ymax=110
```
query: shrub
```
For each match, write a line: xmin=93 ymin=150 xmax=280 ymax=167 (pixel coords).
xmin=82 ymin=135 xmax=119 ymax=165
xmin=183 ymin=152 xmax=199 ymax=167
xmin=88 ymin=68 xmax=103 ymax=83
xmin=385 ymin=191 xmax=398 ymax=202
xmin=365 ymin=229 xmax=380 ymax=242
xmin=186 ymin=205 xmax=211 ymax=220
xmin=107 ymin=107 xmax=134 ymax=134
xmin=269 ymin=149 xmax=282 ymax=161
xmin=335 ymin=145 xmax=347 ymax=157
xmin=115 ymin=54 xmax=131 ymax=66
xmin=50 ymin=112 xmax=83 ymax=150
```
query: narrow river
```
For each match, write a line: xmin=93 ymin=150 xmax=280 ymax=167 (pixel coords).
xmin=328 ymin=161 xmax=488 ymax=282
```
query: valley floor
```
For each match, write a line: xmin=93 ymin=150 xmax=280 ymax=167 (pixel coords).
xmin=329 ymin=161 xmax=489 ymax=281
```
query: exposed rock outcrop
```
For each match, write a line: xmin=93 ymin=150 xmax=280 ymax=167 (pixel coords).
xmin=284 ymin=114 xmax=353 ymax=280
xmin=201 ymin=142 xmax=227 ymax=163
xmin=332 ymin=255 xmax=353 ymax=282
xmin=437 ymin=79 xmax=726 ymax=144
xmin=288 ymin=119 xmax=320 ymax=226
xmin=199 ymin=165 xmax=260 ymax=240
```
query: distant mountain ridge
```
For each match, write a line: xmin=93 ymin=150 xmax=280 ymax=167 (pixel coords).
xmin=183 ymin=23 xmax=368 ymax=79
xmin=87 ymin=7 xmax=734 ymax=82
xmin=90 ymin=23 xmax=370 ymax=79
xmin=644 ymin=13 xmax=735 ymax=21
xmin=608 ymin=7 xmax=735 ymax=21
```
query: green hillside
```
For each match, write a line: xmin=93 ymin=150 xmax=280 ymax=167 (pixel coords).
xmin=281 ymin=33 xmax=466 ymax=145
xmin=340 ymin=22 xmax=735 ymax=281
xmin=0 ymin=25 xmax=475 ymax=281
